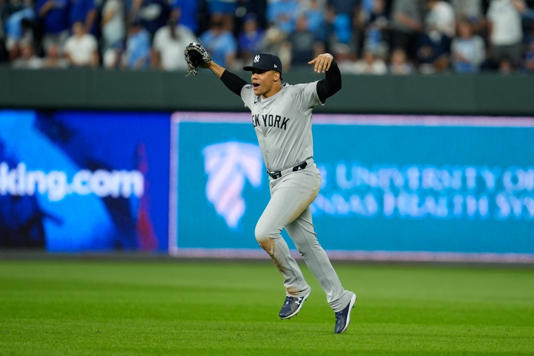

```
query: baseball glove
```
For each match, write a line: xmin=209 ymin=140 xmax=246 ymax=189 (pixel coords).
xmin=184 ymin=42 xmax=212 ymax=76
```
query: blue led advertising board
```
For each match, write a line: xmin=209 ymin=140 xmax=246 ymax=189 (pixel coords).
xmin=0 ymin=110 xmax=170 ymax=252
xmin=170 ymin=112 xmax=534 ymax=263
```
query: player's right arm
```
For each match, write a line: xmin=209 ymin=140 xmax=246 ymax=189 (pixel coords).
xmin=207 ymin=61 xmax=247 ymax=97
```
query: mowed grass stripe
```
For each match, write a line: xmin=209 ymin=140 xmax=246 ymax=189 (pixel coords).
xmin=0 ymin=260 xmax=533 ymax=355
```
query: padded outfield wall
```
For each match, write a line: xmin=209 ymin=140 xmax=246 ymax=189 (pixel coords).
xmin=1 ymin=68 xmax=533 ymax=262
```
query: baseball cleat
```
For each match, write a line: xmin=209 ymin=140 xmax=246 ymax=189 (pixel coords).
xmin=334 ymin=292 xmax=357 ymax=334
xmin=278 ymin=290 xmax=311 ymax=319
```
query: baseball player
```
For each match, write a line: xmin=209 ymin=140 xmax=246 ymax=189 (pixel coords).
xmin=184 ymin=43 xmax=356 ymax=334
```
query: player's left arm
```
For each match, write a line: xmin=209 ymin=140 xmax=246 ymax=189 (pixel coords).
xmin=309 ymin=53 xmax=342 ymax=103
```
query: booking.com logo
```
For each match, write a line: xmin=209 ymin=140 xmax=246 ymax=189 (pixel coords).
xmin=0 ymin=162 xmax=144 ymax=201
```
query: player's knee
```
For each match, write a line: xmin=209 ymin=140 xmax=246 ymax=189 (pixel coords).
xmin=255 ymin=224 xmax=279 ymax=255
xmin=254 ymin=222 xmax=279 ymax=242
xmin=254 ymin=223 xmax=270 ymax=243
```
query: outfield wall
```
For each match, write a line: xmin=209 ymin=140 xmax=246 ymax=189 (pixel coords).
xmin=1 ymin=108 xmax=533 ymax=262
xmin=1 ymin=67 xmax=534 ymax=115
xmin=1 ymin=68 xmax=533 ymax=261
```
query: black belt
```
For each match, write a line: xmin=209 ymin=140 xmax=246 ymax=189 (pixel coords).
xmin=267 ymin=159 xmax=310 ymax=179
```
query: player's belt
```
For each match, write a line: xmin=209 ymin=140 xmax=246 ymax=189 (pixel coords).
xmin=267 ymin=158 xmax=312 ymax=179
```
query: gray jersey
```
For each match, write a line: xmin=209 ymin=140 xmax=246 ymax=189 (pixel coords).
xmin=240 ymin=81 xmax=322 ymax=171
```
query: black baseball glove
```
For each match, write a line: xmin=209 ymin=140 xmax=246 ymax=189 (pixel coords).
xmin=184 ymin=42 xmax=212 ymax=76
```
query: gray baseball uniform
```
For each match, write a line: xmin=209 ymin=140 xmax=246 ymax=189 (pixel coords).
xmin=240 ymin=81 xmax=353 ymax=312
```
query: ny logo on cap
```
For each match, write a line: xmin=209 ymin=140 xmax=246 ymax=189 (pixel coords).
xmin=253 ymin=55 xmax=260 ymax=63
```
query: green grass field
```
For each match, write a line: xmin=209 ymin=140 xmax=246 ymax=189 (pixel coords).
xmin=1 ymin=259 xmax=533 ymax=355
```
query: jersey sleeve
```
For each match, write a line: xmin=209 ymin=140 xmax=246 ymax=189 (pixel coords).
xmin=240 ymin=84 xmax=255 ymax=109
xmin=294 ymin=81 xmax=322 ymax=109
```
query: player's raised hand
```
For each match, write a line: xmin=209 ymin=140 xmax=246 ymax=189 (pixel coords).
xmin=308 ymin=53 xmax=334 ymax=73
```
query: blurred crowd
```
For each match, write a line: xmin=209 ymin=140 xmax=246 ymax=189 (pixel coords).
xmin=1 ymin=0 xmax=534 ymax=74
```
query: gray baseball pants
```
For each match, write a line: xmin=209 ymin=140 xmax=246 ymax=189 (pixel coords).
xmin=254 ymin=160 xmax=353 ymax=312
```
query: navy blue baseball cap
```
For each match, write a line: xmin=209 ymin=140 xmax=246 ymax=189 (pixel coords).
xmin=243 ymin=53 xmax=282 ymax=74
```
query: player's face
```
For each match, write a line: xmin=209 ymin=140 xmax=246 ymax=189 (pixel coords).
xmin=251 ymin=70 xmax=280 ymax=97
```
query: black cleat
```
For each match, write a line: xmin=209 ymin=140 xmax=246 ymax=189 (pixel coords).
xmin=334 ymin=293 xmax=357 ymax=334
xmin=278 ymin=291 xmax=310 ymax=319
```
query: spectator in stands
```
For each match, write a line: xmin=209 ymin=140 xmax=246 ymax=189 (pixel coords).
xmin=12 ymin=40 xmax=42 ymax=68
xmin=286 ymin=14 xmax=324 ymax=67
xmin=42 ymin=42 xmax=69 ymax=67
xmin=390 ymin=0 xmax=424 ymax=61
xmin=260 ymin=24 xmax=290 ymax=69
xmin=206 ymin=0 xmax=236 ymax=31
xmin=451 ymin=18 xmax=485 ymax=73
xmin=266 ymin=0 xmax=298 ymax=34
xmin=324 ymin=0 xmax=359 ymax=50
xmin=425 ymin=0 xmax=455 ymax=40
xmin=36 ymin=0 xmax=70 ymax=53
xmin=450 ymin=0 xmax=484 ymax=33
xmin=353 ymin=46 xmax=387 ymax=74
xmin=151 ymin=8 xmax=195 ymax=71
xmin=353 ymin=0 xmax=375 ymax=55
xmin=3 ymin=0 xmax=35 ymax=61
xmin=69 ymin=0 xmax=97 ymax=35
xmin=129 ymin=0 xmax=170 ymax=37
xmin=299 ymin=0 xmax=325 ymax=42
xmin=101 ymin=0 xmax=125 ymax=50
xmin=6 ymin=18 xmax=34 ymax=61
xmin=416 ymin=22 xmax=451 ymax=73
xmin=237 ymin=13 xmax=264 ymax=65
xmin=171 ymin=0 xmax=198 ymax=33
xmin=123 ymin=18 xmax=150 ymax=69
xmin=101 ymin=0 xmax=125 ymax=68
xmin=388 ymin=47 xmax=413 ymax=74
xmin=487 ymin=0 xmax=526 ymax=72
xmin=64 ymin=20 xmax=98 ymax=67
xmin=358 ymin=0 xmax=389 ymax=59
xmin=331 ymin=9 xmax=352 ymax=45
xmin=199 ymin=13 xmax=236 ymax=68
